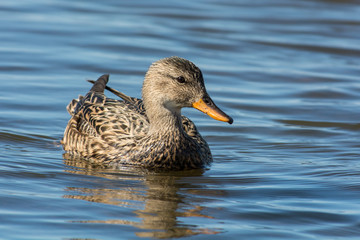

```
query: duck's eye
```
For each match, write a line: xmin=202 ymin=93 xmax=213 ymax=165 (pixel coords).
xmin=176 ymin=76 xmax=186 ymax=83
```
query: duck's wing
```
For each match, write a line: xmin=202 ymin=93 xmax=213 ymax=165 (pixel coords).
xmin=66 ymin=75 xmax=149 ymax=143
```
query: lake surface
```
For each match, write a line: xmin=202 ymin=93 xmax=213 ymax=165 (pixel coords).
xmin=1 ymin=0 xmax=360 ymax=239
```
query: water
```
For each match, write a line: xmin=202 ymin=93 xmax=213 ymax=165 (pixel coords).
xmin=1 ymin=0 xmax=360 ymax=239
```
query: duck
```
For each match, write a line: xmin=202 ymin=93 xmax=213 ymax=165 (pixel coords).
xmin=62 ymin=56 xmax=233 ymax=170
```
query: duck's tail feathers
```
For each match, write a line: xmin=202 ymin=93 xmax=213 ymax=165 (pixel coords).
xmin=87 ymin=79 xmax=134 ymax=103
xmin=66 ymin=95 xmax=84 ymax=115
xmin=66 ymin=99 xmax=78 ymax=115
xmin=90 ymin=74 xmax=109 ymax=93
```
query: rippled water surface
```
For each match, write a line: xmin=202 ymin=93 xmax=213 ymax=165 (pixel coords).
xmin=1 ymin=0 xmax=360 ymax=239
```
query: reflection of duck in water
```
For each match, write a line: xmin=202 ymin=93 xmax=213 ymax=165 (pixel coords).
xmin=63 ymin=166 xmax=220 ymax=238
xmin=62 ymin=57 xmax=233 ymax=170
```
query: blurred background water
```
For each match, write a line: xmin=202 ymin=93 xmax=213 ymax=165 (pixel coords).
xmin=1 ymin=0 xmax=360 ymax=239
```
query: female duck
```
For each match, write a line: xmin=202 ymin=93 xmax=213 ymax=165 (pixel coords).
xmin=62 ymin=57 xmax=233 ymax=170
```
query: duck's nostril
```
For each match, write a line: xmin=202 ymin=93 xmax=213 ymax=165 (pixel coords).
xmin=203 ymin=97 xmax=211 ymax=105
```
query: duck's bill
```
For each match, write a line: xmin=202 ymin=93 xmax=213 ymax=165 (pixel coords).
xmin=192 ymin=97 xmax=233 ymax=124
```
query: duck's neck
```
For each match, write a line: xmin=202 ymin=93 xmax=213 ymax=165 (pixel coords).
xmin=147 ymin=104 xmax=184 ymax=136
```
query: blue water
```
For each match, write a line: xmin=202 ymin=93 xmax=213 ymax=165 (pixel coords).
xmin=1 ymin=0 xmax=360 ymax=239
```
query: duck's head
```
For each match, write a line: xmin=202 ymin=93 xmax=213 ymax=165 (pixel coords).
xmin=142 ymin=56 xmax=233 ymax=124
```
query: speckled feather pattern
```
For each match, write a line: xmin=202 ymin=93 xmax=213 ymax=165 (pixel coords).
xmin=62 ymin=76 xmax=212 ymax=170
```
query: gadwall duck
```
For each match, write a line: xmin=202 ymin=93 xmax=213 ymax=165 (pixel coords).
xmin=62 ymin=57 xmax=233 ymax=170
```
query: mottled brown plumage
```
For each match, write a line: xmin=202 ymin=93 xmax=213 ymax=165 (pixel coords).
xmin=62 ymin=57 xmax=233 ymax=170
